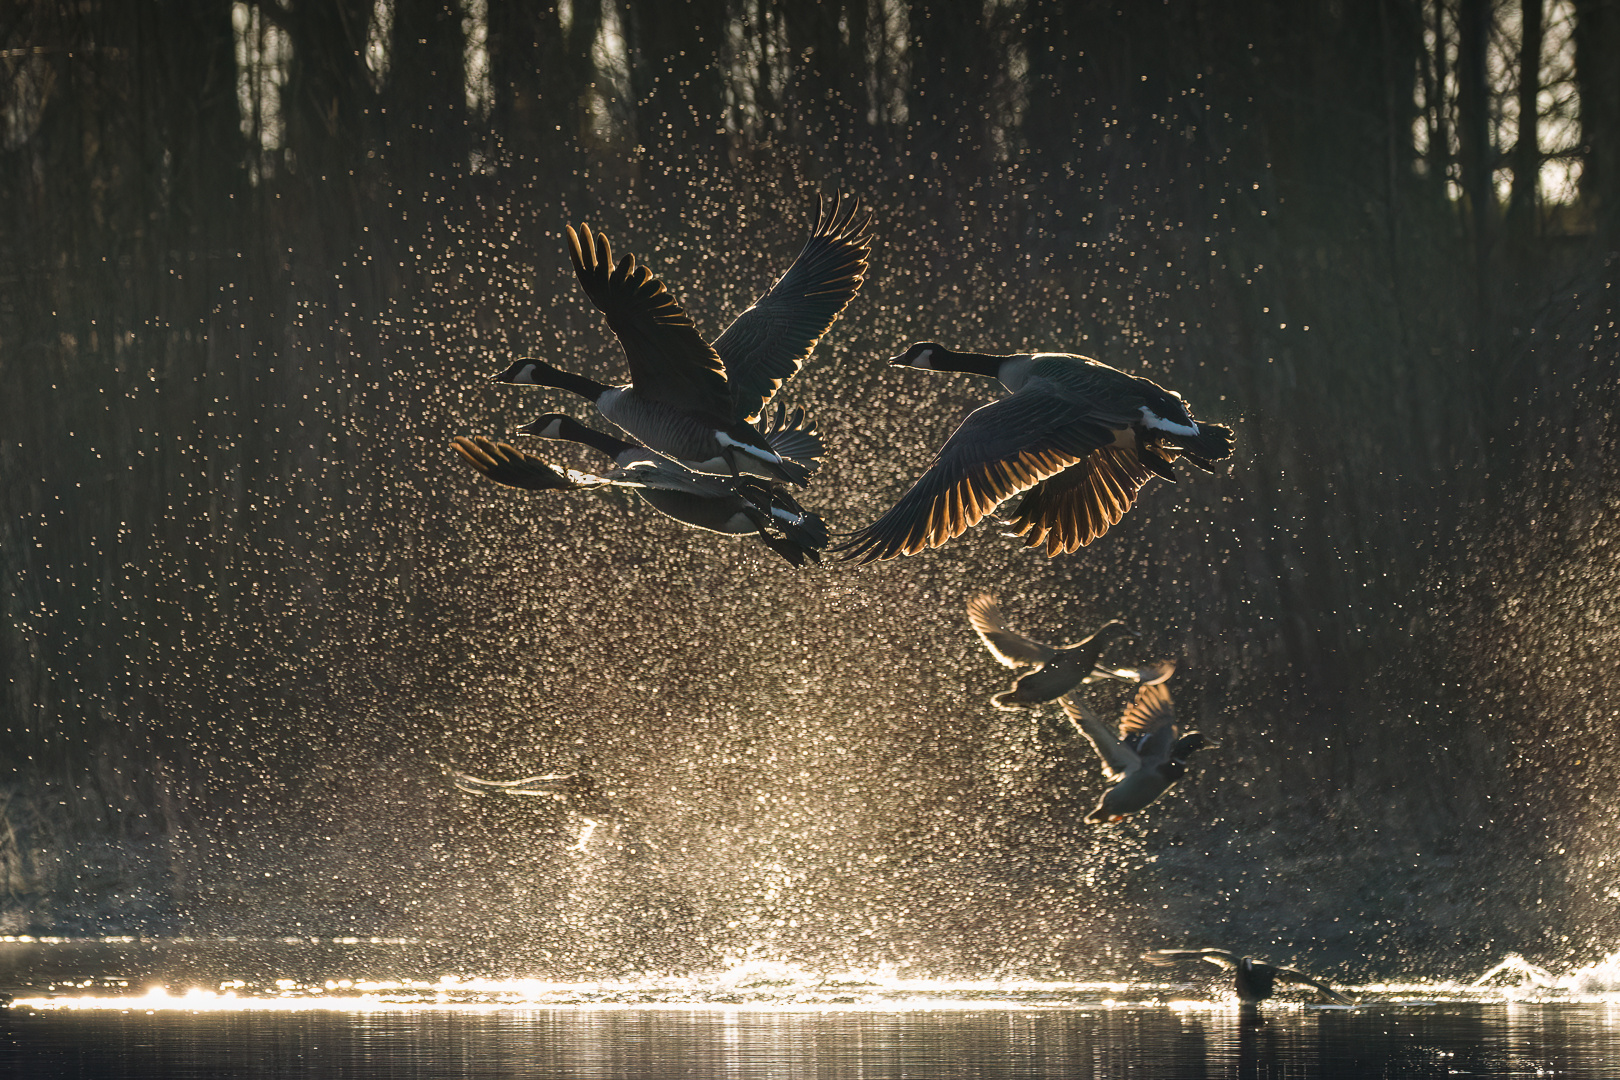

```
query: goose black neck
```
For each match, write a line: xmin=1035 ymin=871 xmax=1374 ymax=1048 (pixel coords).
xmin=526 ymin=361 xmax=615 ymax=402
xmin=927 ymin=347 xmax=1012 ymax=380
xmin=566 ymin=423 xmax=638 ymax=460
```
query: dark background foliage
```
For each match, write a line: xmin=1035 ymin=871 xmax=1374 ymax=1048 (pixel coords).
xmin=2 ymin=0 xmax=1618 ymax=980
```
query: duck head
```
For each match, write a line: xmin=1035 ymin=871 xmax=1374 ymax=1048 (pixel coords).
xmin=1092 ymin=620 xmax=1139 ymax=645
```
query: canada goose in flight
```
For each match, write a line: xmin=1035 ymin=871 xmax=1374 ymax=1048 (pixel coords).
xmin=1142 ymin=949 xmax=1355 ymax=1006
xmin=495 ymin=194 xmax=873 ymax=486
xmin=967 ymin=594 xmax=1174 ymax=709
xmin=836 ymin=343 xmax=1234 ymax=562
xmin=451 ymin=408 xmax=828 ymax=566
xmin=446 ymin=766 xmax=627 ymax=853
xmin=1060 ymin=683 xmax=1209 ymax=822
xmin=518 ymin=408 xmax=828 ymax=564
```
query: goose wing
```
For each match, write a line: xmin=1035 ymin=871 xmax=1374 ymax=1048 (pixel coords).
xmin=758 ymin=402 xmax=827 ymax=474
xmin=567 ymin=224 xmax=734 ymax=419
xmin=453 ymin=436 xmax=614 ymax=491
xmin=715 ymin=193 xmax=874 ymax=422
xmin=1059 ymin=693 xmax=1140 ymax=782
xmin=997 ymin=445 xmax=1158 ymax=555
xmin=835 ymin=393 xmax=1116 ymax=563
xmin=966 ymin=594 xmax=1056 ymax=668
xmin=1142 ymin=948 xmax=1242 ymax=970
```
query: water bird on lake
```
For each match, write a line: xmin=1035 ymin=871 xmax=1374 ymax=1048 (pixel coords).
xmin=967 ymin=593 xmax=1173 ymax=709
xmin=1060 ymin=683 xmax=1209 ymax=823
xmin=495 ymin=193 xmax=873 ymax=487
xmin=452 ymin=406 xmax=828 ymax=566
xmin=1142 ymin=949 xmax=1355 ymax=1007
xmin=836 ymin=343 xmax=1234 ymax=562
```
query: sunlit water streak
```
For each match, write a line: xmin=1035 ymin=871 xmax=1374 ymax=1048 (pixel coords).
xmin=14 ymin=942 xmax=1620 ymax=1012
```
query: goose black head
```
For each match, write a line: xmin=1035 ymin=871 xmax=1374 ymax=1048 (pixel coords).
xmin=889 ymin=341 xmax=950 ymax=369
xmin=518 ymin=412 xmax=587 ymax=441
xmin=495 ymin=358 xmax=550 ymax=384
xmin=1136 ymin=384 xmax=1201 ymax=437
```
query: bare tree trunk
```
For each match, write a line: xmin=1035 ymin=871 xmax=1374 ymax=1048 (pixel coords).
xmin=387 ymin=0 xmax=469 ymax=180
xmin=488 ymin=0 xmax=598 ymax=164
xmin=1456 ymin=0 xmax=1494 ymax=346
xmin=620 ymin=0 xmax=729 ymax=150
xmin=1507 ymin=0 xmax=1544 ymax=235
xmin=781 ymin=1 xmax=869 ymax=154
xmin=1574 ymin=0 xmax=1620 ymax=237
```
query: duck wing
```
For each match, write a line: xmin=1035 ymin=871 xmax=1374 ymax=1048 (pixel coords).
xmin=997 ymin=445 xmax=1158 ymax=555
xmin=1087 ymin=658 xmax=1177 ymax=685
xmin=715 ymin=193 xmax=874 ymax=422
xmin=966 ymin=594 xmax=1056 ymax=668
xmin=1118 ymin=682 xmax=1179 ymax=762
xmin=1142 ymin=948 xmax=1242 ymax=970
xmin=835 ymin=393 xmax=1116 ymax=563
xmin=453 ymin=436 xmax=613 ymax=491
xmin=446 ymin=768 xmax=578 ymax=797
xmin=566 ymin=224 xmax=734 ymax=420
xmin=1271 ymin=966 xmax=1356 ymax=1005
xmin=1059 ymin=693 xmax=1140 ymax=782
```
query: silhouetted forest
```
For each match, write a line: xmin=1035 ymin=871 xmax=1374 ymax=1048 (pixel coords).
xmin=2 ymin=0 xmax=1618 ymax=974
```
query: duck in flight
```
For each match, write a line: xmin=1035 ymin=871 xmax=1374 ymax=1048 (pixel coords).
xmin=451 ymin=404 xmax=829 ymax=566
xmin=1142 ymin=949 xmax=1355 ymax=1007
xmin=966 ymin=593 xmax=1171 ymax=709
xmin=836 ymin=343 xmax=1234 ymax=562
xmin=1060 ymin=682 xmax=1209 ymax=822
xmin=496 ymin=194 xmax=873 ymax=487
xmin=445 ymin=766 xmax=629 ymax=853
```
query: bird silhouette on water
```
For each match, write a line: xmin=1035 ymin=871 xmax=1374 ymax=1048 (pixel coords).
xmin=966 ymin=593 xmax=1171 ymax=709
xmin=1142 ymin=949 xmax=1355 ymax=1009
xmin=837 ymin=343 xmax=1234 ymax=561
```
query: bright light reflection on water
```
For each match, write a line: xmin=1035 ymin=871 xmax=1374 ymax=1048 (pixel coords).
xmin=12 ymin=942 xmax=1620 ymax=1077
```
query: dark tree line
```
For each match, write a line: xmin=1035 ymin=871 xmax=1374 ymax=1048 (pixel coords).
xmin=1 ymin=0 xmax=1618 ymax=957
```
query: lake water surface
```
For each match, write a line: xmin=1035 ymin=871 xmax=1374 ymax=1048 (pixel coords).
xmin=7 ymin=938 xmax=1620 ymax=1078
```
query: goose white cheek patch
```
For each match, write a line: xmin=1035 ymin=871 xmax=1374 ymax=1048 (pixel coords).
xmin=1138 ymin=406 xmax=1199 ymax=438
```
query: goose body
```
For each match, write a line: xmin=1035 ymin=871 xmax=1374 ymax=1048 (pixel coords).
xmin=452 ymin=409 xmax=828 ymax=565
xmin=1060 ymin=682 xmax=1209 ymax=822
xmin=837 ymin=343 xmax=1235 ymax=562
xmin=967 ymin=594 xmax=1174 ymax=707
xmin=496 ymin=194 xmax=872 ymax=486
xmin=520 ymin=410 xmax=829 ymax=564
xmin=1142 ymin=949 xmax=1354 ymax=1006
